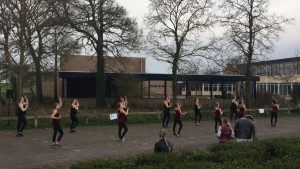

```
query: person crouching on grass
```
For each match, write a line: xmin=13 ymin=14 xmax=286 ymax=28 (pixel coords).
xmin=217 ymin=118 xmax=234 ymax=143
xmin=51 ymin=97 xmax=64 ymax=148
xmin=173 ymin=101 xmax=187 ymax=137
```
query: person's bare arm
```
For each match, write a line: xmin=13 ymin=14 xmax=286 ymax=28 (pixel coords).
xmin=58 ymin=97 xmax=62 ymax=108
xmin=18 ymin=103 xmax=27 ymax=112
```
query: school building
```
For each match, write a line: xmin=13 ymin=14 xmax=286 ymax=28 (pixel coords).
xmin=225 ymin=56 xmax=300 ymax=97
xmin=58 ymin=55 xmax=259 ymax=99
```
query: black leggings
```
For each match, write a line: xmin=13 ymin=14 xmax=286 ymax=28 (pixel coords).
xmin=53 ymin=124 xmax=64 ymax=143
xmin=230 ymin=110 xmax=237 ymax=122
xmin=162 ymin=110 xmax=170 ymax=127
xmin=118 ymin=122 xmax=128 ymax=140
xmin=70 ymin=115 xmax=78 ymax=130
xmin=271 ymin=112 xmax=278 ymax=126
xmin=17 ymin=116 xmax=27 ymax=133
xmin=214 ymin=117 xmax=221 ymax=132
xmin=194 ymin=111 xmax=202 ymax=124
xmin=173 ymin=119 xmax=183 ymax=135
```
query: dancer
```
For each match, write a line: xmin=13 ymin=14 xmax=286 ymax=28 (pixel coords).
xmin=154 ymin=129 xmax=173 ymax=152
xmin=217 ymin=118 xmax=234 ymax=143
xmin=230 ymin=95 xmax=238 ymax=122
xmin=238 ymin=99 xmax=246 ymax=119
xmin=173 ymin=101 xmax=187 ymax=136
xmin=51 ymin=97 xmax=64 ymax=147
xmin=193 ymin=97 xmax=202 ymax=125
xmin=271 ymin=98 xmax=279 ymax=127
xmin=70 ymin=99 xmax=79 ymax=132
xmin=214 ymin=101 xmax=222 ymax=133
xmin=162 ymin=96 xmax=172 ymax=128
xmin=16 ymin=96 xmax=29 ymax=137
xmin=118 ymin=98 xmax=129 ymax=142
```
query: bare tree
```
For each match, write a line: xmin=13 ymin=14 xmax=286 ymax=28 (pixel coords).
xmin=45 ymin=26 xmax=81 ymax=100
xmin=52 ymin=0 xmax=141 ymax=108
xmin=145 ymin=0 xmax=216 ymax=100
xmin=219 ymin=0 xmax=294 ymax=104
xmin=0 ymin=0 xmax=28 ymax=99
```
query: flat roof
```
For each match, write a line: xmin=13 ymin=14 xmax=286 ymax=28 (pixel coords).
xmin=253 ymin=57 xmax=300 ymax=65
xmin=59 ymin=72 xmax=260 ymax=82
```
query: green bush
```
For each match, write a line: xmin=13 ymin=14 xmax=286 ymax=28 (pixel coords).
xmin=70 ymin=137 xmax=300 ymax=169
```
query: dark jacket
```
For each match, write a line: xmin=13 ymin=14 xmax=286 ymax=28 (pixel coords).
xmin=154 ymin=138 xmax=173 ymax=153
xmin=234 ymin=116 xmax=256 ymax=139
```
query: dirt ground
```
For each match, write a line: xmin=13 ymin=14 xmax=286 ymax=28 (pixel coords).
xmin=0 ymin=116 xmax=299 ymax=169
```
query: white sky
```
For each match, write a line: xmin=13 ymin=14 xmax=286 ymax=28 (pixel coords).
xmin=117 ymin=0 xmax=300 ymax=73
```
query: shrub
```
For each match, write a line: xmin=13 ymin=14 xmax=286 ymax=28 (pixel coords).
xmin=70 ymin=137 xmax=300 ymax=169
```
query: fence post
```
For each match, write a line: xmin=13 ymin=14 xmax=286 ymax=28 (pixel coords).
xmin=34 ymin=116 xmax=38 ymax=128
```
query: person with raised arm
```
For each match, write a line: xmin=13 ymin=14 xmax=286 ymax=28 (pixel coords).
xmin=214 ymin=101 xmax=223 ymax=133
xmin=16 ymin=96 xmax=29 ymax=137
xmin=230 ymin=95 xmax=238 ymax=122
xmin=51 ymin=97 xmax=64 ymax=148
xmin=162 ymin=96 xmax=172 ymax=128
xmin=271 ymin=98 xmax=279 ymax=127
xmin=70 ymin=99 xmax=80 ymax=132
xmin=118 ymin=98 xmax=129 ymax=142
xmin=193 ymin=97 xmax=202 ymax=125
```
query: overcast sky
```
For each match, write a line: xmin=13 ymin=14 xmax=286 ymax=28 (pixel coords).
xmin=116 ymin=0 xmax=300 ymax=73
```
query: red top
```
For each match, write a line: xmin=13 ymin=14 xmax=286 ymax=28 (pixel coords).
xmin=215 ymin=109 xmax=221 ymax=119
xmin=118 ymin=110 xmax=127 ymax=123
xmin=239 ymin=107 xmax=245 ymax=118
xmin=52 ymin=112 xmax=60 ymax=125
xmin=220 ymin=124 xmax=232 ymax=142
xmin=272 ymin=105 xmax=279 ymax=113
xmin=175 ymin=109 xmax=181 ymax=120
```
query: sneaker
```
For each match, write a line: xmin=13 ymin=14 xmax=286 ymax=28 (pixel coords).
xmin=52 ymin=143 xmax=57 ymax=148
xmin=16 ymin=133 xmax=21 ymax=137
xmin=174 ymin=133 xmax=179 ymax=137
xmin=177 ymin=133 xmax=181 ymax=136
xmin=19 ymin=133 xmax=24 ymax=137
xmin=121 ymin=138 xmax=126 ymax=143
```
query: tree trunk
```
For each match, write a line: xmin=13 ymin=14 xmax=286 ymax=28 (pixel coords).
xmin=54 ymin=29 xmax=58 ymax=100
xmin=17 ymin=0 xmax=26 ymax=99
xmin=171 ymin=57 xmax=179 ymax=102
xmin=96 ymin=4 xmax=106 ymax=108
xmin=35 ymin=60 xmax=43 ymax=103
xmin=96 ymin=44 xmax=106 ymax=108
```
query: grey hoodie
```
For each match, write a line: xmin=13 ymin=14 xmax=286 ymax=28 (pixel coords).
xmin=234 ymin=115 xmax=256 ymax=139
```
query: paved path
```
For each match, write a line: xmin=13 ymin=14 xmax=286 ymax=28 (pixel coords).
xmin=0 ymin=117 xmax=299 ymax=169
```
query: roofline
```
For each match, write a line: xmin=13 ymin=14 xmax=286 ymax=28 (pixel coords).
xmin=63 ymin=54 xmax=146 ymax=59
xmin=252 ymin=57 xmax=300 ymax=65
xmin=59 ymin=72 xmax=260 ymax=82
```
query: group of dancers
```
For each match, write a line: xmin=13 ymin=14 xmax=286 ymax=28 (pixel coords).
xmin=14 ymin=94 xmax=279 ymax=147
xmin=16 ymin=96 xmax=80 ymax=148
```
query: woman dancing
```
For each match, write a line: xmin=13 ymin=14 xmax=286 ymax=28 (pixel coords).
xmin=162 ymin=96 xmax=172 ymax=128
xmin=173 ymin=101 xmax=187 ymax=136
xmin=70 ymin=99 xmax=79 ymax=132
xmin=118 ymin=96 xmax=129 ymax=142
xmin=16 ymin=96 xmax=29 ymax=137
xmin=51 ymin=97 xmax=64 ymax=147
xmin=193 ymin=97 xmax=202 ymax=125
